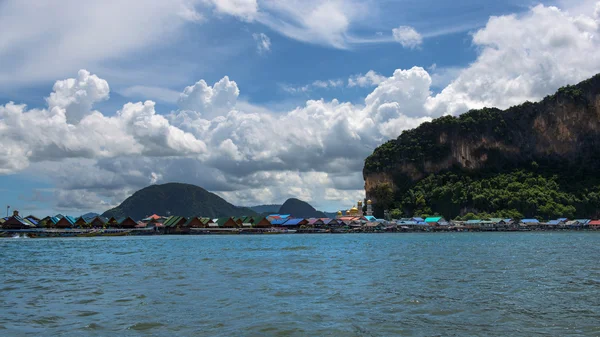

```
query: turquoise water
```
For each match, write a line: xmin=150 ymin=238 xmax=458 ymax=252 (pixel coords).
xmin=1 ymin=233 xmax=600 ymax=336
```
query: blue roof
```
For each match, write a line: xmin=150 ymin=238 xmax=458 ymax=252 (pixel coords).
xmin=50 ymin=217 xmax=60 ymax=224
xmin=412 ymin=217 xmax=424 ymax=222
xmin=25 ymin=217 xmax=39 ymax=225
xmin=270 ymin=218 xmax=287 ymax=225
xmin=64 ymin=216 xmax=77 ymax=225
xmin=521 ymin=219 xmax=539 ymax=223
xmin=364 ymin=216 xmax=376 ymax=222
xmin=283 ymin=218 xmax=304 ymax=226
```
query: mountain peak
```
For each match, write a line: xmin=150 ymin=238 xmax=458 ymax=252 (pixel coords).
xmin=278 ymin=198 xmax=325 ymax=218
xmin=102 ymin=183 xmax=255 ymax=221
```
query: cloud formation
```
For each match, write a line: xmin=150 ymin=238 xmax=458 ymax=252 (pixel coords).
xmin=252 ymin=33 xmax=272 ymax=54
xmin=392 ymin=26 xmax=423 ymax=49
xmin=2 ymin=3 xmax=600 ymax=212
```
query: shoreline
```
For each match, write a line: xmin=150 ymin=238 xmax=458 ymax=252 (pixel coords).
xmin=2 ymin=227 xmax=599 ymax=238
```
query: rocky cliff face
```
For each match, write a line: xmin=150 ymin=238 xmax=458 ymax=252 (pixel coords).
xmin=364 ymin=74 xmax=600 ymax=206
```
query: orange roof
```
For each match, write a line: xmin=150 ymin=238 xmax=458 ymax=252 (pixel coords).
xmin=147 ymin=214 xmax=161 ymax=220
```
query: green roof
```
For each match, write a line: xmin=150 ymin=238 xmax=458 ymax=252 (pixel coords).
xmin=489 ymin=218 xmax=503 ymax=222
xmin=164 ymin=216 xmax=185 ymax=227
xmin=216 ymin=217 xmax=232 ymax=226
xmin=425 ymin=217 xmax=443 ymax=222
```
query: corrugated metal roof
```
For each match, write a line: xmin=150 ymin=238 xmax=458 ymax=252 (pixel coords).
xmin=163 ymin=216 xmax=184 ymax=227
xmin=521 ymin=219 xmax=539 ymax=223
xmin=283 ymin=218 xmax=304 ymax=226
xmin=270 ymin=218 xmax=287 ymax=225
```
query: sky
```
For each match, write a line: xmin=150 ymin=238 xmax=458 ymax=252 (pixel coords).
xmin=1 ymin=0 xmax=600 ymax=216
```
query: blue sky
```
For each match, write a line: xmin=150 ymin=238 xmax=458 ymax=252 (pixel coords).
xmin=1 ymin=0 xmax=599 ymax=216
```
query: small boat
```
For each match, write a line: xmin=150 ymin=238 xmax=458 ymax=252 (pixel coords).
xmin=77 ymin=231 xmax=101 ymax=237
xmin=101 ymin=231 xmax=130 ymax=236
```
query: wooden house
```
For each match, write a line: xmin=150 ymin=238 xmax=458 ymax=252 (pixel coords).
xmin=588 ymin=220 xmax=600 ymax=229
xmin=252 ymin=217 xmax=272 ymax=228
xmin=185 ymin=217 xmax=205 ymax=228
xmin=89 ymin=216 xmax=107 ymax=228
xmin=118 ymin=217 xmax=138 ymax=229
xmin=425 ymin=217 xmax=447 ymax=226
xmin=281 ymin=218 xmax=308 ymax=229
xmin=2 ymin=211 xmax=36 ymax=229
xmin=106 ymin=217 xmax=119 ymax=228
xmin=216 ymin=217 xmax=238 ymax=228
xmin=74 ymin=217 xmax=89 ymax=228
xmin=55 ymin=216 xmax=77 ymax=228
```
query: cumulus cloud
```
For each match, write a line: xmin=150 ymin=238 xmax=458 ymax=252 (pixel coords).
xmin=177 ymin=76 xmax=239 ymax=118
xmin=0 ymin=70 xmax=206 ymax=174
xmin=252 ymin=33 xmax=271 ymax=54
xmin=426 ymin=3 xmax=600 ymax=115
xmin=348 ymin=70 xmax=387 ymax=87
xmin=392 ymin=26 xmax=423 ymax=49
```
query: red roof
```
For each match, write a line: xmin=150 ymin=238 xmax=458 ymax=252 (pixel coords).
xmin=147 ymin=214 xmax=161 ymax=220
xmin=588 ymin=220 xmax=600 ymax=225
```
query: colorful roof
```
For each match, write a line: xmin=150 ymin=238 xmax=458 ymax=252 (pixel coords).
xmin=142 ymin=214 xmax=162 ymax=221
xmin=270 ymin=218 xmax=288 ymax=225
xmin=425 ymin=217 xmax=443 ymax=222
xmin=216 ymin=217 xmax=233 ymax=226
xmin=283 ymin=218 xmax=305 ymax=226
xmin=364 ymin=216 xmax=377 ymax=222
xmin=63 ymin=216 xmax=77 ymax=225
xmin=521 ymin=219 xmax=539 ymax=223
xmin=163 ymin=216 xmax=185 ymax=227
xmin=588 ymin=220 xmax=600 ymax=225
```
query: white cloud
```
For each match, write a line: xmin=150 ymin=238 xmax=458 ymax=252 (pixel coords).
xmin=0 ymin=70 xmax=206 ymax=174
xmin=255 ymin=0 xmax=367 ymax=49
xmin=348 ymin=70 xmax=386 ymax=87
xmin=427 ymin=3 xmax=600 ymax=115
xmin=177 ymin=76 xmax=239 ymax=118
xmin=392 ymin=26 xmax=423 ymax=49
xmin=0 ymin=0 xmax=204 ymax=88
xmin=252 ymin=33 xmax=272 ymax=54
xmin=207 ymin=0 xmax=258 ymax=21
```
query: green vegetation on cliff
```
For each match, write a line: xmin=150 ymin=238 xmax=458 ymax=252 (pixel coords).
xmin=364 ymin=74 xmax=600 ymax=219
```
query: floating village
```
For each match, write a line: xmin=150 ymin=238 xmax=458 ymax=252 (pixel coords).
xmin=2 ymin=200 xmax=600 ymax=238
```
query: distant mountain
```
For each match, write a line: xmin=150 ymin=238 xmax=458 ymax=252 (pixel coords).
xmin=322 ymin=212 xmax=339 ymax=219
xmin=249 ymin=204 xmax=282 ymax=214
xmin=278 ymin=198 xmax=326 ymax=218
xmin=80 ymin=212 xmax=99 ymax=220
xmin=102 ymin=183 xmax=256 ymax=221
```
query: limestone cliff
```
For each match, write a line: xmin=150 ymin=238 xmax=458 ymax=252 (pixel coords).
xmin=363 ymin=74 xmax=600 ymax=218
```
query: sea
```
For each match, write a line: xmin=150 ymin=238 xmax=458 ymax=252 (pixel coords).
xmin=1 ymin=233 xmax=599 ymax=336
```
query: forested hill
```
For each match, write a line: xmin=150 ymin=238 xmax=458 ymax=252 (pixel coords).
xmin=363 ymin=73 xmax=600 ymax=220
xmin=102 ymin=183 xmax=256 ymax=221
